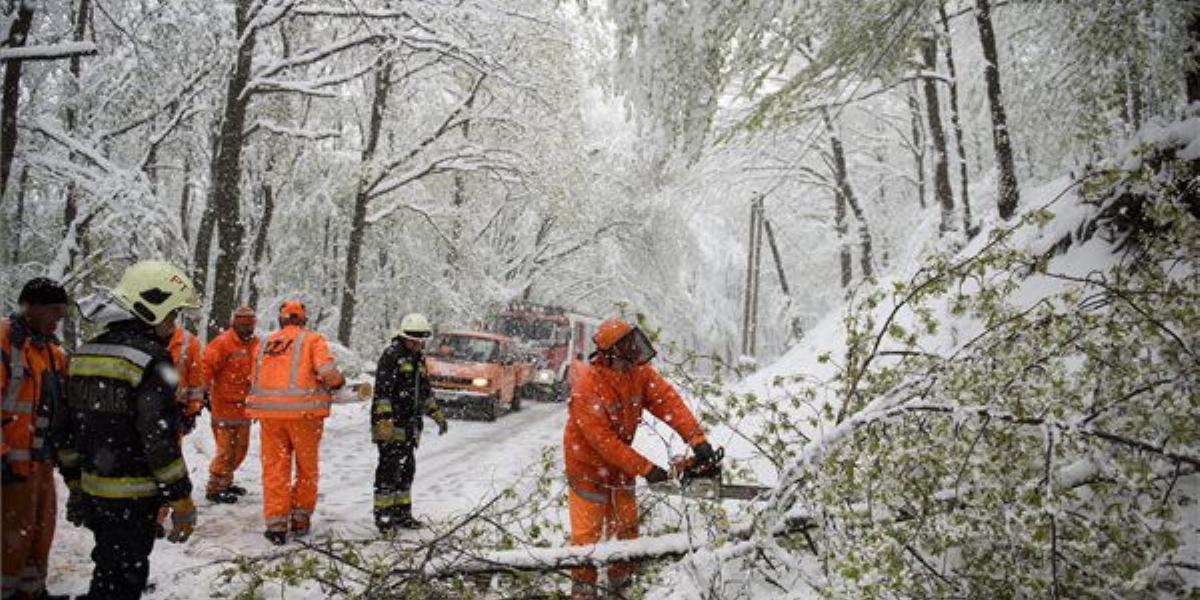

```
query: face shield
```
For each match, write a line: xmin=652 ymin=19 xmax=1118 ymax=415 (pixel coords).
xmin=612 ymin=326 xmax=657 ymax=365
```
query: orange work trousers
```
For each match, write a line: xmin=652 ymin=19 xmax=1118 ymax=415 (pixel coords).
xmin=207 ymin=422 xmax=251 ymax=495
xmin=259 ymin=419 xmax=324 ymax=532
xmin=567 ymin=485 xmax=639 ymax=598
xmin=1 ymin=460 xmax=56 ymax=599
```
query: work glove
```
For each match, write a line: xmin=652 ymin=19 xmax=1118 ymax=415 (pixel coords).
xmin=166 ymin=497 xmax=197 ymax=543
xmin=372 ymin=420 xmax=395 ymax=443
xmin=434 ymin=415 xmax=449 ymax=436
xmin=66 ymin=487 xmax=87 ymax=527
xmin=685 ymin=442 xmax=723 ymax=480
xmin=644 ymin=466 xmax=670 ymax=484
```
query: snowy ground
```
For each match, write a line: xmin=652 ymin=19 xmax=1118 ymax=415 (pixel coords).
xmin=46 ymin=400 xmax=572 ymax=597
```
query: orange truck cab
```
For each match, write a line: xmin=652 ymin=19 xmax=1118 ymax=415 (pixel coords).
xmin=425 ymin=332 xmax=533 ymax=421
xmin=486 ymin=302 xmax=599 ymax=402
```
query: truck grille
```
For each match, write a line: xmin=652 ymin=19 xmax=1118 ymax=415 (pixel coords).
xmin=430 ymin=375 xmax=473 ymax=387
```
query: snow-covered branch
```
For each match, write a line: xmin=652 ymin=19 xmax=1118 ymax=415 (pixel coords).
xmin=250 ymin=32 xmax=388 ymax=81
xmin=245 ymin=119 xmax=341 ymax=141
xmin=0 ymin=41 xmax=97 ymax=61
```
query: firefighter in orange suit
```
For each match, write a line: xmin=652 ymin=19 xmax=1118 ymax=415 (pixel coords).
xmin=1 ymin=278 xmax=69 ymax=600
xmin=201 ymin=306 xmax=258 ymax=503
xmin=168 ymin=324 xmax=206 ymax=434
xmin=562 ymin=319 xmax=717 ymax=598
xmin=154 ymin=322 xmax=205 ymax=534
xmin=245 ymin=301 xmax=344 ymax=545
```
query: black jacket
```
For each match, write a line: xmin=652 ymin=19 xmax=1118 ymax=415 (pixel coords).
xmin=371 ymin=340 xmax=442 ymax=435
xmin=53 ymin=321 xmax=192 ymax=503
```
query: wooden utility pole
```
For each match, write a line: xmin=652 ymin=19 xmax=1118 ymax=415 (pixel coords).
xmin=762 ymin=216 xmax=789 ymax=297
xmin=742 ymin=194 xmax=795 ymax=360
xmin=741 ymin=194 xmax=765 ymax=358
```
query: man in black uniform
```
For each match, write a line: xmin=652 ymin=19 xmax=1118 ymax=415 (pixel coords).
xmin=54 ymin=261 xmax=200 ymax=599
xmin=371 ymin=312 xmax=448 ymax=532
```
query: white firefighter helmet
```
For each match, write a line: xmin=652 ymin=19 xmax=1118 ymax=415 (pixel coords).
xmin=110 ymin=260 xmax=200 ymax=325
xmin=393 ymin=313 xmax=433 ymax=341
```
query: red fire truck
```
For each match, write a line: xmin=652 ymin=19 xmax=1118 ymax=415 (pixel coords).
xmin=486 ymin=302 xmax=600 ymax=401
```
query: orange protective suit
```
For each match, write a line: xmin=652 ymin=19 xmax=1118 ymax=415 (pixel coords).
xmin=566 ymin=358 xmax=587 ymax=389
xmin=245 ymin=324 xmax=343 ymax=533
xmin=202 ymin=328 xmax=257 ymax=495
xmin=562 ymin=357 xmax=706 ymax=594
xmin=1 ymin=317 xmax=66 ymax=599
xmin=168 ymin=326 xmax=206 ymax=428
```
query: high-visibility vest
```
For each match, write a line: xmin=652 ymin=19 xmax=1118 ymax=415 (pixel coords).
xmin=1 ymin=318 xmax=66 ymax=477
xmin=169 ymin=327 xmax=205 ymax=416
xmin=245 ymin=326 xmax=338 ymax=420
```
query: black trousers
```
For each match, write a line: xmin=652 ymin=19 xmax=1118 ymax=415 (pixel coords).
xmin=373 ymin=440 xmax=416 ymax=525
xmin=81 ymin=498 xmax=160 ymax=600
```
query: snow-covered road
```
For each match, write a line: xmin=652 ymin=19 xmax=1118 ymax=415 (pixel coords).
xmin=47 ymin=399 xmax=570 ymax=597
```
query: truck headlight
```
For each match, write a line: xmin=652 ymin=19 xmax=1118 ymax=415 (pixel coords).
xmin=472 ymin=377 xmax=489 ymax=387
xmin=535 ymin=369 xmax=555 ymax=384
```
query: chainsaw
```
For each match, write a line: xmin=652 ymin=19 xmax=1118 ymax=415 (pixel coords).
xmin=649 ymin=447 xmax=772 ymax=501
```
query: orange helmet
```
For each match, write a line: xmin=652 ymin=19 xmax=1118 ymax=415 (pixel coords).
xmin=230 ymin=305 xmax=256 ymax=326
xmin=279 ymin=300 xmax=307 ymax=321
xmin=593 ymin=319 xmax=656 ymax=365
xmin=593 ymin=319 xmax=633 ymax=351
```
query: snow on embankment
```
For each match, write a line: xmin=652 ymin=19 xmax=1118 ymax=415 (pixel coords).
xmin=651 ymin=114 xmax=1200 ymax=599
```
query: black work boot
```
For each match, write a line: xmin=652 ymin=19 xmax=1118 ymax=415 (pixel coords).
xmin=227 ymin=484 xmax=248 ymax=496
xmin=393 ymin=506 xmax=422 ymax=529
xmin=206 ymin=489 xmax=239 ymax=504
xmin=264 ymin=530 xmax=287 ymax=546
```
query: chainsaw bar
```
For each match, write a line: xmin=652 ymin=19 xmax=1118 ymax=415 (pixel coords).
xmin=649 ymin=479 xmax=772 ymax=501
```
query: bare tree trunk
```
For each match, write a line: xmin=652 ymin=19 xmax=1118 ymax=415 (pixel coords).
xmin=907 ymin=85 xmax=927 ymax=210
xmin=0 ymin=2 xmax=33 ymax=202
xmin=338 ymin=58 xmax=392 ymax=347
xmin=1187 ymin=10 xmax=1200 ymax=104
xmin=1123 ymin=53 xmax=1144 ymax=130
xmin=179 ymin=156 xmax=191 ymax=245
xmin=59 ymin=0 xmax=91 ymax=347
xmin=192 ymin=125 xmax=219 ymax=294
xmin=445 ymin=81 xmax=475 ymax=280
xmin=247 ymin=180 xmax=274 ymax=310
xmin=921 ymin=35 xmax=955 ymax=236
xmin=9 ymin=166 xmax=25 ymax=263
xmin=938 ymin=1 xmax=975 ymax=238
xmin=824 ymin=110 xmax=870 ymax=285
xmin=205 ymin=0 xmax=257 ymax=338
xmin=974 ymin=0 xmax=1020 ymax=220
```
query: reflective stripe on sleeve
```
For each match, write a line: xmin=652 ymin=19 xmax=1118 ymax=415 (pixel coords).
xmin=77 ymin=343 xmax=152 ymax=368
xmin=69 ymin=355 xmax=144 ymax=387
xmin=152 ymin=458 xmax=188 ymax=484
xmin=81 ymin=472 xmax=160 ymax=499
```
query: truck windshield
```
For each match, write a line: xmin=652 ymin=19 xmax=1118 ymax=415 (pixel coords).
xmin=433 ymin=335 xmax=499 ymax=363
xmin=491 ymin=316 xmax=558 ymax=342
